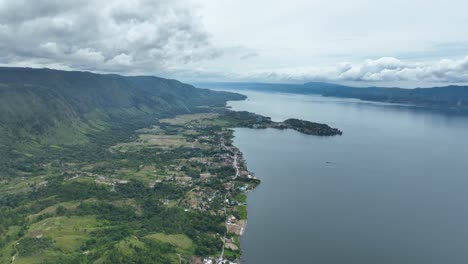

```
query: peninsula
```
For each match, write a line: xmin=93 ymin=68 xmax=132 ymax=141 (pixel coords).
xmin=0 ymin=68 xmax=340 ymax=264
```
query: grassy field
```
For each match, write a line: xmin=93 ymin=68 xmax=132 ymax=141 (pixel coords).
xmin=233 ymin=193 xmax=247 ymax=203
xmin=0 ymin=227 xmax=20 ymax=263
xmin=145 ymin=233 xmax=194 ymax=255
xmin=27 ymin=201 xmax=81 ymax=221
xmin=115 ymin=236 xmax=146 ymax=256
xmin=26 ymin=216 xmax=102 ymax=252
xmin=0 ymin=174 xmax=53 ymax=196
xmin=224 ymin=248 xmax=241 ymax=259
xmin=136 ymin=125 xmax=164 ymax=134
xmin=112 ymin=134 xmax=188 ymax=152
xmin=160 ymin=113 xmax=219 ymax=125
xmin=236 ymin=205 xmax=248 ymax=220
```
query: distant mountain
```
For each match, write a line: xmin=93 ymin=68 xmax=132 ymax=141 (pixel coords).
xmin=196 ymin=82 xmax=468 ymax=113
xmin=304 ymin=82 xmax=468 ymax=111
xmin=0 ymin=67 xmax=245 ymax=147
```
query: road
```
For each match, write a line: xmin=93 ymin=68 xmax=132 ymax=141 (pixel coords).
xmin=233 ymin=151 xmax=240 ymax=179
xmin=219 ymin=192 xmax=229 ymax=262
xmin=220 ymin=139 xmax=240 ymax=179
xmin=217 ymin=138 xmax=239 ymax=263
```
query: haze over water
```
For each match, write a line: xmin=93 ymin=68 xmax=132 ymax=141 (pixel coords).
xmin=228 ymin=90 xmax=468 ymax=264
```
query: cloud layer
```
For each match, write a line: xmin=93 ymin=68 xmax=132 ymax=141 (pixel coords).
xmin=241 ymin=56 xmax=468 ymax=83
xmin=0 ymin=0 xmax=218 ymax=74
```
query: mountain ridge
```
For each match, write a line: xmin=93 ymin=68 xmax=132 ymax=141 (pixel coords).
xmin=0 ymin=67 xmax=245 ymax=146
xmin=0 ymin=67 xmax=245 ymax=176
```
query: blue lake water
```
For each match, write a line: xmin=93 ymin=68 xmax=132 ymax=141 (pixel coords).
xmin=227 ymin=90 xmax=468 ymax=264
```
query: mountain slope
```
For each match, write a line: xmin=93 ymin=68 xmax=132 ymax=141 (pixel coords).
xmin=0 ymin=67 xmax=245 ymax=177
xmin=0 ymin=67 xmax=245 ymax=146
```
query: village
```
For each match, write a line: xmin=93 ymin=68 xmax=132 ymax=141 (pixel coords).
xmin=9 ymin=112 xmax=263 ymax=264
xmin=162 ymin=123 xmax=259 ymax=264
xmin=54 ymin=113 xmax=261 ymax=264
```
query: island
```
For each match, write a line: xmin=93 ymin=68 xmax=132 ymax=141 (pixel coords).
xmin=275 ymin=118 xmax=342 ymax=136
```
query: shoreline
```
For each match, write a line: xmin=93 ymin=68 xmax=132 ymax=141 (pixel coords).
xmin=224 ymin=135 xmax=258 ymax=260
xmin=226 ymin=135 xmax=258 ymax=262
xmin=202 ymin=127 xmax=259 ymax=264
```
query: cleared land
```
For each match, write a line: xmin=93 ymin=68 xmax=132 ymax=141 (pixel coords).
xmin=112 ymin=134 xmax=188 ymax=152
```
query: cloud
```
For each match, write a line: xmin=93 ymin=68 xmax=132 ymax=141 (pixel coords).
xmin=0 ymin=0 xmax=219 ymax=74
xmin=239 ymin=56 xmax=468 ymax=83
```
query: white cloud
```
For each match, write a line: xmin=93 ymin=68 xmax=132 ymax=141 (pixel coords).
xmin=108 ymin=53 xmax=133 ymax=67
xmin=231 ymin=56 xmax=468 ymax=83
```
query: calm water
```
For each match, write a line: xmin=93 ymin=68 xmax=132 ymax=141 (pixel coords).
xmin=227 ymin=90 xmax=468 ymax=264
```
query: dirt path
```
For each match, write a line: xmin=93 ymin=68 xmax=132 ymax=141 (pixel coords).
xmin=10 ymin=242 xmax=18 ymax=264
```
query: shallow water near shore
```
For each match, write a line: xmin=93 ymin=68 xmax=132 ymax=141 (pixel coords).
xmin=228 ymin=90 xmax=468 ymax=264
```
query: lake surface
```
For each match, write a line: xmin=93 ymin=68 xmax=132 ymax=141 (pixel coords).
xmin=227 ymin=90 xmax=468 ymax=264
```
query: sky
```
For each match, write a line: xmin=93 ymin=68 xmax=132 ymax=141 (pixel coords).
xmin=1 ymin=0 xmax=468 ymax=86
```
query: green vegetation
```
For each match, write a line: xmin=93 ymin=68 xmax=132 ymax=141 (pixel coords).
xmin=145 ymin=233 xmax=194 ymax=254
xmin=0 ymin=68 xmax=251 ymax=263
xmin=0 ymin=67 xmax=340 ymax=263
xmin=234 ymin=193 xmax=247 ymax=204
xmin=280 ymin=118 xmax=342 ymax=136
xmin=224 ymin=248 xmax=241 ymax=259
xmin=0 ymin=67 xmax=245 ymax=178
xmin=0 ymin=67 xmax=260 ymax=262
xmin=160 ymin=113 xmax=219 ymax=125
xmin=27 ymin=216 xmax=101 ymax=252
xmin=17 ymin=237 xmax=54 ymax=257
xmin=220 ymin=111 xmax=342 ymax=136
xmin=236 ymin=206 xmax=248 ymax=220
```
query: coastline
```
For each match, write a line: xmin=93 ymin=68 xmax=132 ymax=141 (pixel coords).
xmin=225 ymin=143 xmax=253 ymax=264
xmin=224 ymin=133 xmax=258 ymax=262
xmin=201 ymin=131 xmax=258 ymax=264
xmin=230 ymin=142 xmax=255 ymax=236
xmin=209 ymin=94 xmax=342 ymax=263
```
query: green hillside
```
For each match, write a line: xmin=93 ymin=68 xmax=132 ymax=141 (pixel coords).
xmin=0 ymin=67 xmax=245 ymax=177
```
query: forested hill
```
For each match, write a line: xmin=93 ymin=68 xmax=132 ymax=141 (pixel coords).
xmin=196 ymin=82 xmax=468 ymax=113
xmin=303 ymin=82 xmax=468 ymax=111
xmin=0 ymin=67 xmax=245 ymax=146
